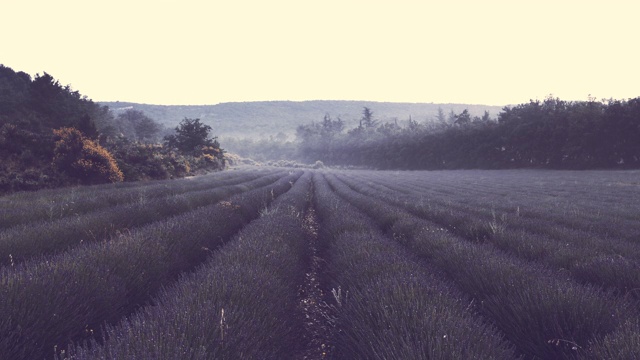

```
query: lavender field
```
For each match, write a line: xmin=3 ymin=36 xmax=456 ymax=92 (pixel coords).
xmin=1 ymin=168 xmax=640 ymax=359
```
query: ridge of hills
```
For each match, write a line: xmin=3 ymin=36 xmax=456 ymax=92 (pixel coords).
xmin=99 ymin=100 xmax=505 ymax=140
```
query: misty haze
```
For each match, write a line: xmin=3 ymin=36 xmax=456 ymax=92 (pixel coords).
xmin=2 ymin=63 xmax=640 ymax=359
xmin=2 ymin=0 xmax=640 ymax=358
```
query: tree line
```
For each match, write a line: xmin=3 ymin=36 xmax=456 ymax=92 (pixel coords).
xmin=296 ymin=97 xmax=640 ymax=170
xmin=0 ymin=64 xmax=224 ymax=193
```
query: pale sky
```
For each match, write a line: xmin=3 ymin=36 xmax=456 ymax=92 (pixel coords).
xmin=2 ymin=0 xmax=638 ymax=106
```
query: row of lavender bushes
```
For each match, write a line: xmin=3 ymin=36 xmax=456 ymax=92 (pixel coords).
xmin=339 ymin=170 xmax=640 ymax=299
xmin=0 ymin=170 xmax=286 ymax=266
xmin=2 ymin=167 xmax=639 ymax=358
xmin=0 ymin=168 xmax=277 ymax=229
xmin=61 ymin=172 xmax=314 ymax=359
xmin=0 ymin=171 xmax=302 ymax=360
xmin=324 ymin=171 xmax=640 ymax=358
xmin=312 ymin=173 xmax=518 ymax=359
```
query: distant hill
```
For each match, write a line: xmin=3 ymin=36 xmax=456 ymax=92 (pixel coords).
xmin=99 ymin=100 xmax=505 ymax=140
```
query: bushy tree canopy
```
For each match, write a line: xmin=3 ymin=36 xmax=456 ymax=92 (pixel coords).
xmin=297 ymin=100 xmax=640 ymax=170
xmin=164 ymin=118 xmax=220 ymax=156
xmin=0 ymin=64 xmax=225 ymax=193
xmin=115 ymin=109 xmax=162 ymax=142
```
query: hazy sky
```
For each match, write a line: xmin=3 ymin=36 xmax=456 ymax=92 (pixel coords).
xmin=3 ymin=0 xmax=638 ymax=106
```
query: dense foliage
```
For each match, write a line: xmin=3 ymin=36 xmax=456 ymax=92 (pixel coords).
xmin=297 ymin=99 xmax=640 ymax=170
xmin=0 ymin=64 xmax=225 ymax=194
xmin=53 ymin=127 xmax=124 ymax=184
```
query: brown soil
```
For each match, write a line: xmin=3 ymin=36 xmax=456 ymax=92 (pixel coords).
xmin=297 ymin=206 xmax=336 ymax=360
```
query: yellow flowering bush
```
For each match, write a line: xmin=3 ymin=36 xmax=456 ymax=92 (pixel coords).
xmin=53 ymin=127 xmax=124 ymax=184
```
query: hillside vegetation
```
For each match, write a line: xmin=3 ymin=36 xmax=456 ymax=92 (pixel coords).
xmin=296 ymin=98 xmax=640 ymax=170
xmin=100 ymin=100 xmax=503 ymax=139
xmin=106 ymin=97 xmax=640 ymax=171
xmin=5 ymin=60 xmax=640 ymax=193
xmin=0 ymin=65 xmax=225 ymax=193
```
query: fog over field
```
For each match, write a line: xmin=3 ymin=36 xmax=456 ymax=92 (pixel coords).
xmin=1 ymin=1 xmax=640 ymax=358
xmin=100 ymin=100 xmax=504 ymax=139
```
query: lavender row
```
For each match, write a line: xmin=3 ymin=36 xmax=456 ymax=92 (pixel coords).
xmin=348 ymin=170 xmax=640 ymax=244
xmin=348 ymin=170 xmax=640 ymax=241
xmin=337 ymin=171 xmax=640 ymax=297
xmin=0 ymin=170 xmax=288 ymax=267
xmin=323 ymin=172 xmax=639 ymax=358
xmin=0 ymin=169 xmax=274 ymax=230
xmin=0 ymin=171 xmax=302 ymax=360
xmin=61 ymin=172 xmax=314 ymax=359
xmin=342 ymin=170 xmax=635 ymax=248
xmin=312 ymin=173 xmax=518 ymax=359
